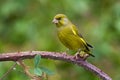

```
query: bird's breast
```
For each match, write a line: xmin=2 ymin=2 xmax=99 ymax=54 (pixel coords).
xmin=57 ymin=27 xmax=85 ymax=50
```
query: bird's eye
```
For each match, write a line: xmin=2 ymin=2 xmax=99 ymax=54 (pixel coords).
xmin=57 ymin=17 xmax=61 ymax=20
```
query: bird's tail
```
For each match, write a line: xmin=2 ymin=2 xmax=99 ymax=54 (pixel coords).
xmin=85 ymin=50 xmax=95 ymax=57
xmin=88 ymin=53 xmax=95 ymax=57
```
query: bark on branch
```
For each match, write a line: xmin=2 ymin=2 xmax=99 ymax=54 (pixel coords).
xmin=0 ymin=51 xmax=112 ymax=80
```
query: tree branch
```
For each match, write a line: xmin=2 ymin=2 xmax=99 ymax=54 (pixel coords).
xmin=0 ymin=51 xmax=112 ymax=80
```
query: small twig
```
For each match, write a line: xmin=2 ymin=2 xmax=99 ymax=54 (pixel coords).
xmin=17 ymin=60 xmax=41 ymax=80
xmin=0 ymin=51 xmax=112 ymax=80
xmin=0 ymin=62 xmax=17 ymax=80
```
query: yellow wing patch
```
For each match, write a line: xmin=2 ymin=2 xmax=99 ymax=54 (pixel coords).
xmin=71 ymin=26 xmax=77 ymax=35
xmin=80 ymin=38 xmax=87 ymax=45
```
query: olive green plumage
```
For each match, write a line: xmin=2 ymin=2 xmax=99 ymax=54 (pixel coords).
xmin=52 ymin=14 xmax=94 ymax=57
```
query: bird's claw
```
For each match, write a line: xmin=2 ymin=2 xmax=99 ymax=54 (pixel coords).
xmin=73 ymin=52 xmax=90 ymax=61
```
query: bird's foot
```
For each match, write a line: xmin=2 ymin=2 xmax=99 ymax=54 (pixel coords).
xmin=73 ymin=52 xmax=90 ymax=61
xmin=73 ymin=53 xmax=84 ymax=61
xmin=82 ymin=54 xmax=90 ymax=60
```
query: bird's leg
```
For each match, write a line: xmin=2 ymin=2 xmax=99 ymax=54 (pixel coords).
xmin=62 ymin=49 xmax=69 ymax=56
xmin=66 ymin=48 xmax=70 ymax=53
xmin=73 ymin=49 xmax=90 ymax=61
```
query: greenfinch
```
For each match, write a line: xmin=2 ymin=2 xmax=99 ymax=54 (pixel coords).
xmin=52 ymin=14 xmax=94 ymax=58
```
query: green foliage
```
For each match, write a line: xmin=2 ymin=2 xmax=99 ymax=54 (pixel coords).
xmin=0 ymin=0 xmax=120 ymax=80
xmin=34 ymin=67 xmax=42 ymax=76
xmin=34 ymin=54 xmax=41 ymax=68
xmin=33 ymin=54 xmax=54 ymax=77
xmin=40 ymin=66 xmax=54 ymax=75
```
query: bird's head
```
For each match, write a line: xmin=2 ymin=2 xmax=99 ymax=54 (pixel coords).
xmin=52 ymin=14 xmax=70 ymax=27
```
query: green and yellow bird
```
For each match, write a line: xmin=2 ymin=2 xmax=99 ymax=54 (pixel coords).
xmin=52 ymin=14 xmax=94 ymax=58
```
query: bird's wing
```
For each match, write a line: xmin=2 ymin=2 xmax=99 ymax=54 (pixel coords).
xmin=80 ymin=34 xmax=93 ymax=48
xmin=86 ymin=43 xmax=93 ymax=48
xmin=71 ymin=25 xmax=93 ymax=48
xmin=71 ymin=25 xmax=95 ymax=57
xmin=78 ymin=32 xmax=93 ymax=48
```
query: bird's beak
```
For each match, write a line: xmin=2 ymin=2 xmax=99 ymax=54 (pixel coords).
xmin=52 ymin=19 xmax=58 ymax=24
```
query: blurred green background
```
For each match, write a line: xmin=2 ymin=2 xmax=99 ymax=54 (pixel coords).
xmin=0 ymin=0 xmax=120 ymax=80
